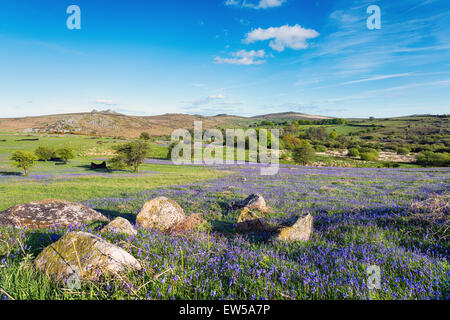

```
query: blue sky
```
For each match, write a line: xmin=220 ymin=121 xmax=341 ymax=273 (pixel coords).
xmin=0 ymin=0 xmax=449 ymax=118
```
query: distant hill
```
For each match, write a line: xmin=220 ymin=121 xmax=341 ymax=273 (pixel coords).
xmin=252 ymin=112 xmax=332 ymax=121
xmin=0 ymin=110 xmax=333 ymax=138
xmin=0 ymin=111 xmax=249 ymax=138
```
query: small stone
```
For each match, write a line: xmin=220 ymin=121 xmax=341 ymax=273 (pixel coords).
xmin=101 ymin=217 xmax=137 ymax=236
xmin=228 ymin=193 xmax=269 ymax=213
xmin=136 ymin=196 xmax=186 ymax=232
xmin=34 ymin=231 xmax=141 ymax=283
xmin=236 ymin=208 xmax=271 ymax=233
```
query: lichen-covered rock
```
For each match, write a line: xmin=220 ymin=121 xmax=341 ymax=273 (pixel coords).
xmin=236 ymin=208 xmax=271 ymax=233
xmin=0 ymin=199 xmax=109 ymax=229
xmin=34 ymin=231 xmax=141 ymax=282
xmin=170 ymin=213 xmax=206 ymax=234
xmin=228 ymin=193 xmax=269 ymax=213
xmin=101 ymin=217 xmax=137 ymax=236
xmin=275 ymin=214 xmax=313 ymax=242
xmin=136 ymin=197 xmax=185 ymax=231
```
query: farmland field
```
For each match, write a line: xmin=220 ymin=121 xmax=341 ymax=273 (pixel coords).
xmin=0 ymin=134 xmax=448 ymax=300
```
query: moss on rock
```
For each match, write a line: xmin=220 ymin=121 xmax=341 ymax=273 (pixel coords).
xmin=34 ymin=231 xmax=141 ymax=283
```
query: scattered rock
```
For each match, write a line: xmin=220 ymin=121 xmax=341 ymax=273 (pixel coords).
xmin=34 ymin=231 xmax=141 ymax=283
xmin=136 ymin=197 xmax=186 ymax=232
xmin=228 ymin=193 xmax=269 ymax=213
xmin=236 ymin=208 xmax=271 ymax=233
xmin=0 ymin=200 xmax=109 ymax=229
xmin=274 ymin=214 xmax=313 ymax=242
xmin=101 ymin=217 xmax=137 ymax=237
xmin=170 ymin=213 xmax=206 ymax=234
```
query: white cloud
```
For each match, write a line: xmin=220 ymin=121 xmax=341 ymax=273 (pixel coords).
xmin=244 ymin=25 xmax=319 ymax=51
xmin=214 ymin=49 xmax=267 ymax=65
xmin=225 ymin=0 xmax=286 ymax=10
xmin=209 ymin=94 xmax=225 ymax=99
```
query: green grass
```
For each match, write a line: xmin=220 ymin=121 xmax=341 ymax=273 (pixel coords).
xmin=0 ymin=163 xmax=229 ymax=211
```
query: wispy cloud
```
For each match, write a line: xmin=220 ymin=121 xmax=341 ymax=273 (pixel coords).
xmin=95 ymin=99 xmax=117 ymax=106
xmin=181 ymin=93 xmax=243 ymax=115
xmin=215 ymin=49 xmax=267 ymax=65
xmin=244 ymin=25 xmax=319 ymax=52
xmin=341 ymin=73 xmax=414 ymax=85
xmin=225 ymin=0 xmax=286 ymax=10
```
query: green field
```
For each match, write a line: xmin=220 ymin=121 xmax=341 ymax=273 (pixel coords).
xmin=0 ymin=133 xmax=228 ymax=210
xmin=0 ymin=130 xmax=448 ymax=301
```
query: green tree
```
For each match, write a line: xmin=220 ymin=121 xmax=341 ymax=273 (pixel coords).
xmin=10 ymin=151 xmax=38 ymax=176
xmin=293 ymin=141 xmax=315 ymax=165
xmin=281 ymin=135 xmax=303 ymax=151
xmin=315 ymin=145 xmax=327 ymax=152
xmin=348 ymin=148 xmax=360 ymax=157
xmin=140 ymin=132 xmax=150 ymax=140
xmin=360 ymin=149 xmax=379 ymax=161
xmin=329 ymin=130 xmax=339 ymax=140
xmin=34 ymin=146 xmax=56 ymax=161
xmin=110 ymin=140 xmax=151 ymax=172
xmin=56 ymin=147 xmax=75 ymax=163
xmin=396 ymin=147 xmax=410 ymax=155
xmin=416 ymin=151 xmax=450 ymax=167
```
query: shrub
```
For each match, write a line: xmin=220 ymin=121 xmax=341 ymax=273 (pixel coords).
xmin=166 ymin=142 xmax=178 ymax=160
xmin=329 ymin=131 xmax=339 ymax=140
xmin=34 ymin=146 xmax=56 ymax=161
xmin=397 ymin=147 xmax=410 ymax=155
xmin=56 ymin=147 xmax=75 ymax=163
xmin=293 ymin=141 xmax=315 ymax=165
xmin=315 ymin=145 xmax=327 ymax=152
xmin=281 ymin=135 xmax=303 ymax=151
xmin=10 ymin=151 xmax=38 ymax=176
xmin=360 ymin=148 xmax=379 ymax=161
xmin=380 ymin=161 xmax=399 ymax=168
xmin=416 ymin=151 xmax=450 ymax=167
xmin=348 ymin=148 xmax=360 ymax=157
xmin=261 ymin=120 xmax=274 ymax=126
xmin=140 ymin=132 xmax=150 ymax=140
xmin=110 ymin=140 xmax=151 ymax=172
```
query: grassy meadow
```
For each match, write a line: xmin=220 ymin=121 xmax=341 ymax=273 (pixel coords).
xmin=0 ymin=130 xmax=448 ymax=300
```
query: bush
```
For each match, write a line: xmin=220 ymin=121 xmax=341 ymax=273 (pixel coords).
xmin=396 ymin=147 xmax=410 ymax=155
xmin=348 ymin=148 xmax=360 ymax=157
xmin=416 ymin=151 xmax=450 ymax=167
xmin=10 ymin=151 xmax=38 ymax=176
xmin=380 ymin=161 xmax=400 ymax=168
xmin=281 ymin=135 xmax=303 ymax=151
xmin=56 ymin=147 xmax=75 ymax=163
xmin=110 ymin=140 xmax=151 ymax=172
xmin=329 ymin=131 xmax=339 ymax=140
xmin=34 ymin=146 xmax=56 ymax=161
xmin=360 ymin=149 xmax=379 ymax=161
xmin=293 ymin=141 xmax=315 ymax=165
xmin=261 ymin=120 xmax=274 ymax=126
xmin=140 ymin=132 xmax=150 ymax=140
xmin=315 ymin=145 xmax=327 ymax=152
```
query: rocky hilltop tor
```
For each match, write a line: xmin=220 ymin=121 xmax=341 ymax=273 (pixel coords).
xmin=0 ymin=111 xmax=331 ymax=138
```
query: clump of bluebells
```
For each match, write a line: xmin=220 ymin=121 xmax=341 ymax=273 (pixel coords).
xmin=1 ymin=165 xmax=449 ymax=300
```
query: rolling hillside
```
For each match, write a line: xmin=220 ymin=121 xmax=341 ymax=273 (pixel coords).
xmin=0 ymin=110 xmax=330 ymax=138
